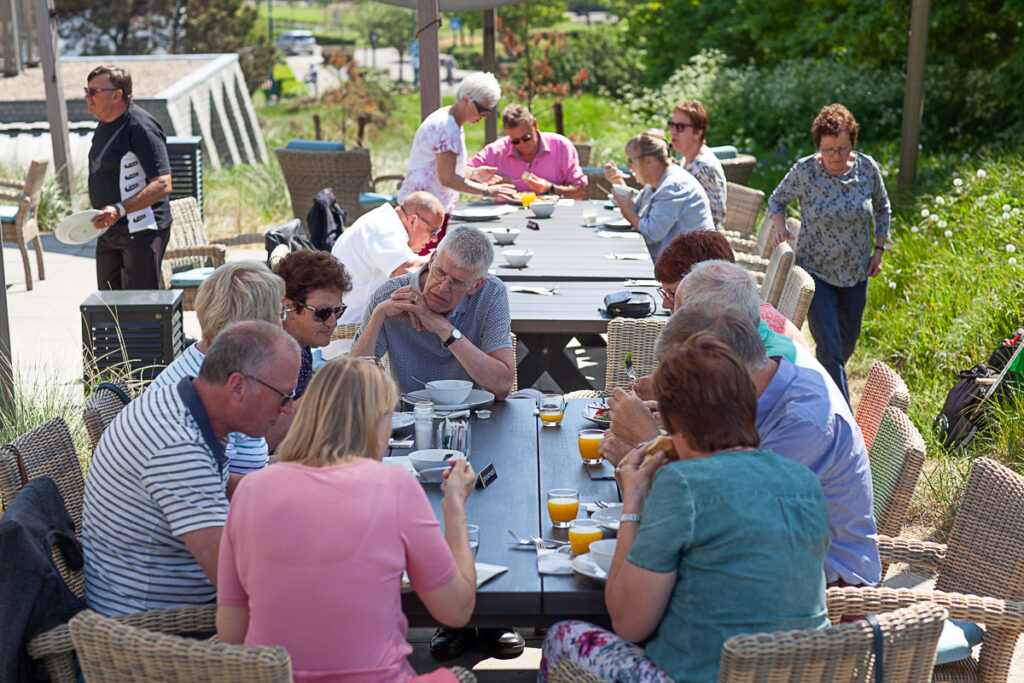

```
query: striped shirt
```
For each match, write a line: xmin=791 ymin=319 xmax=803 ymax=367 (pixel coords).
xmin=83 ymin=377 xmax=229 ymax=615
xmin=149 ymin=343 xmax=269 ymax=473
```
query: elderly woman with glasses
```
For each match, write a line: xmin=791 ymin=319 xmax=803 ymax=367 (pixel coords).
xmin=768 ymin=103 xmax=891 ymax=404
xmin=397 ymin=72 xmax=516 ymax=254
xmin=668 ymin=100 xmax=727 ymax=229
xmin=605 ymin=129 xmax=715 ymax=261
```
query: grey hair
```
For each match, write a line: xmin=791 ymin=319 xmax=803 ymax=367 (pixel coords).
xmin=676 ymin=260 xmax=760 ymax=326
xmin=437 ymin=224 xmax=494 ymax=280
xmin=657 ymin=305 xmax=768 ymax=370
xmin=625 ymin=128 xmax=673 ymax=166
xmin=195 ymin=261 xmax=286 ymax=345
xmin=200 ymin=320 xmax=300 ymax=385
xmin=455 ymin=72 xmax=501 ymax=110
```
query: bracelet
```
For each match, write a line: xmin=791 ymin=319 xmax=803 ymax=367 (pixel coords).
xmin=873 ymin=246 xmax=884 ymax=253
xmin=620 ymin=513 xmax=641 ymax=524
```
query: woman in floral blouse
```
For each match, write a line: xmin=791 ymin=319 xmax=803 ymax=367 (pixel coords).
xmin=768 ymin=103 xmax=891 ymax=404
xmin=668 ymin=100 xmax=727 ymax=229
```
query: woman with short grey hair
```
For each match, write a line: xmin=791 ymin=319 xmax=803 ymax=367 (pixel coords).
xmin=398 ymin=72 xmax=515 ymax=255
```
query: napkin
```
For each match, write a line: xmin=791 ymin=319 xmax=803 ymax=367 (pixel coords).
xmin=537 ymin=544 xmax=574 ymax=575
xmin=403 ymin=562 xmax=508 ymax=592
xmin=604 ymin=253 xmax=648 ymax=260
xmin=595 ymin=231 xmax=640 ymax=239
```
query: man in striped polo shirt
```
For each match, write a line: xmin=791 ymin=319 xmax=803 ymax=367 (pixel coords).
xmin=82 ymin=321 xmax=300 ymax=616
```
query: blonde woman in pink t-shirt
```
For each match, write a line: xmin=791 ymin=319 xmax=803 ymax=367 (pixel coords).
xmin=217 ymin=358 xmax=478 ymax=682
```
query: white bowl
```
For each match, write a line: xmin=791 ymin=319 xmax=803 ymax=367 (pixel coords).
xmin=408 ymin=449 xmax=464 ymax=473
xmin=426 ymin=379 xmax=473 ymax=404
xmin=531 ymin=201 xmax=558 ymax=218
xmin=503 ymin=249 xmax=533 ymax=268
xmin=391 ymin=412 xmax=414 ymax=434
xmin=493 ymin=228 xmax=520 ymax=245
xmin=611 ymin=184 xmax=632 ymax=197
xmin=589 ymin=539 xmax=617 ymax=573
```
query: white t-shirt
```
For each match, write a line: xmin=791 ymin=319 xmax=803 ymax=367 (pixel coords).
xmin=331 ymin=203 xmax=415 ymax=324
xmin=397 ymin=106 xmax=466 ymax=213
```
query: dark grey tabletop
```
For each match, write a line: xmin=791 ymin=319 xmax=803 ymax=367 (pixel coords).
xmin=508 ymin=281 xmax=666 ymax=335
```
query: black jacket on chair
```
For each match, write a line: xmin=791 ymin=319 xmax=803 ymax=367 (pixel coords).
xmin=306 ymin=187 xmax=347 ymax=252
xmin=0 ymin=477 xmax=86 ymax=682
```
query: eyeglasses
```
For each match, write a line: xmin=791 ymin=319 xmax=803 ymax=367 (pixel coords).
xmin=666 ymin=120 xmax=695 ymax=132
xmin=429 ymin=262 xmax=477 ymax=292
xmin=84 ymin=87 xmax=118 ymax=97
xmin=509 ymin=131 xmax=533 ymax=146
xmin=415 ymin=213 xmax=444 ymax=236
xmin=243 ymin=374 xmax=297 ymax=408
xmin=473 ymin=100 xmax=494 ymax=116
xmin=657 ymin=286 xmax=677 ymax=302
xmin=293 ymin=301 xmax=347 ymax=323
xmin=820 ymin=145 xmax=852 ymax=156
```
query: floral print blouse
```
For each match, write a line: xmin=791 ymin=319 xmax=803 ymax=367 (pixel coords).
xmin=397 ymin=106 xmax=466 ymax=214
xmin=685 ymin=146 xmax=727 ymax=229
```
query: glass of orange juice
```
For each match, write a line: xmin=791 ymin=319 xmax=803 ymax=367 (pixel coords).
xmin=538 ymin=393 xmax=565 ymax=428
xmin=568 ymin=519 xmax=603 ymax=555
xmin=578 ymin=429 xmax=605 ymax=464
xmin=520 ymin=191 xmax=536 ymax=209
xmin=547 ymin=488 xmax=579 ymax=528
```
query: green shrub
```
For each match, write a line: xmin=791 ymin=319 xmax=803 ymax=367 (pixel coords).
xmin=543 ymin=27 xmax=644 ymax=97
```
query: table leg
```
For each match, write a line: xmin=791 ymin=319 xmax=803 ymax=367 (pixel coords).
xmin=516 ymin=333 xmax=594 ymax=392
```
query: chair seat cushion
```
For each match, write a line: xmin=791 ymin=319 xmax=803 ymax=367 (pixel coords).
xmin=0 ymin=205 xmax=18 ymax=222
xmin=170 ymin=266 xmax=216 ymax=287
xmin=359 ymin=192 xmax=396 ymax=207
xmin=286 ymin=139 xmax=345 ymax=152
xmin=710 ymin=145 xmax=739 ymax=160
xmin=934 ymin=619 xmax=984 ymax=665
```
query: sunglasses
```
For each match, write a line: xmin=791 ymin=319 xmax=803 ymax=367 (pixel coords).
xmin=243 ymin=374 xmax=297 ymax=408
xmin=509 ymin=132 xmax=533 ymax=146
xmin=294 ymin=301 xmax=347 ymax=322
xmin=84 ymin=87 xmax=119 ymax=97
xmin=666 ymin=120 xmax=695 ymax=132
xmin=473 ymin=100 xmax=494 ymax=116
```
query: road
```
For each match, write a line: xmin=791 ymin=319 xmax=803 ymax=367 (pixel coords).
xmin=285 ymin=45 xmax=469 ymax=97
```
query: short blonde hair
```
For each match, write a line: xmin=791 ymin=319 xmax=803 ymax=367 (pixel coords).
xmin=625 ymin=128 xmax=673 ymax=166
xmin=277 ymin=357 xmax=398 ymax=466
xmin=195 ymin=261 xmax=285 ymax=344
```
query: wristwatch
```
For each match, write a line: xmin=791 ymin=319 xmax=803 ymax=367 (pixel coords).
xmin=443 ymin=328 xmax=463 ymax=347
xmin=620 ymin=513 xmax=641 ymax=524
xmin=482 ymin=186 xmax=490 ymax=198
xmin=547 ymin=182 xmax=556 ymax=195
xmin=114 ymin=202 xmax=126 ymax=218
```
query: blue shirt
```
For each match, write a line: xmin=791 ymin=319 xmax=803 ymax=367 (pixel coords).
xmin=631 ymin=164 xmax=715 ymax=260
xmin=356 ymin=268 xmax=512 ymax=395
xmin=757 ymin=358 xmax=881 ymax=585
xmin=628 ymin=448 xmax=830 ymax=683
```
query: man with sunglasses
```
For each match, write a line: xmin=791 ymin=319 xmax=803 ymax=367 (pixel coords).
xmin=468 ymin=104 xmax=587 ymax=200
xmin=84 ymin=65 xmax=173 ymax=290
xmin=331 ymin=191 xmax=444 ymax=325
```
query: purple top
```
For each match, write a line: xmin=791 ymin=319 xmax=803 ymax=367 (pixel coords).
xmin=468 ymin=131 xmax=587 ymax=192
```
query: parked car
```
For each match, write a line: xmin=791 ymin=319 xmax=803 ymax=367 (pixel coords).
xmin=276 ymin=30 xmax=317 ymax=56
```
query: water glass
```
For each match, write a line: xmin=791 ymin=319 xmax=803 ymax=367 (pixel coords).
xmin=467 ymin=524 xmax=480 ymax=558
xmin=547 ymin=488 xmax=579 ymax=528
xmin=578 ymin=429 xmax=605 ymax=464
xmin=568 ymin=519 xmax=603 ymax=555
xmin=538 ymin=393 xmax=565 ymax=428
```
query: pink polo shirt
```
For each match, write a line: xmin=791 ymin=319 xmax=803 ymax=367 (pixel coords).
xmin=468 ymin=131 xmax=587 ymax=192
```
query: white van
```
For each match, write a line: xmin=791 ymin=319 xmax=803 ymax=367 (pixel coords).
xmin=275 ymin=30 xmax=317 ymax=56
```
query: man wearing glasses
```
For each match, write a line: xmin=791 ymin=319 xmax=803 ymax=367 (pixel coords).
xmin=84 ymin=65 xmax=173 ymax=290
xmin=82 ymin=321 xmax=300 ymax=616
xmin=331 ymin=191 xmax=444 ymax=325
xmin=468 ymin=104 xmax=587 ymax=200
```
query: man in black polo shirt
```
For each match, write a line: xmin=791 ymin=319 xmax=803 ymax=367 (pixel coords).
xmin=85 ymin=65 xmax=173 ymax=289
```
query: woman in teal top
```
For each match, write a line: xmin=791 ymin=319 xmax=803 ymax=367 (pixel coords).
xmin=539 ymin=331 xmax=830 ymax=683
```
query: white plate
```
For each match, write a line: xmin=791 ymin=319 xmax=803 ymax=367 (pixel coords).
xmin=572 ymin=553 xmax=608 ymax=581
xmin=402 ymin=388 xmax=495 ymax=412
xmin=55 ymin=210 xmax=104 ymax=244
xmin=580 ymin=406 xmax=611 ymax=427
xmin=591 ymin=503 xmax=623 ymax=531
xmin=602 ymin=218 xmax=633 ymax=230
xmin=392 ymin=412 xmax=414 ymax=432
xmin=452 ymin=205 xmax=519 ymax=221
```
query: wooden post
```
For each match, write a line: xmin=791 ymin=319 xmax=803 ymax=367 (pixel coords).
xmin=357 ymin=114 xmax=368 ymax=148
xmin=313 ymin=113 xmax=321 ymax=141
xmin=1 ymin=0 xmax=23 ymax=76
xmin=0 ymin=220 xmax=13 ymax=414
xmin=482 ymin=8 xmax=496 ymax=144
xmin=417 ymin=0 xmax=441 ymax=120
xmin=34 ymin=0 xmax=77 ymax=207
xmin=552 ymin=100 xmax=564 ymax=136
xmin=898 ymin=0 xmax=930 ymax=191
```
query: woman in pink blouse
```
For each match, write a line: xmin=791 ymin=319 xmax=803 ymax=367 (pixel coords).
xmin=216 ymin=358 xmax=478 ymax=682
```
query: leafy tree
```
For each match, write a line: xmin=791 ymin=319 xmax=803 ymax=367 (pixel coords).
xmin=180 ymin=0 xmax=275 ymax=93
xmin=56 ymin=0 xmax=172 ymax=55
xmin=354 ymin=1 xmax=415 ymax=82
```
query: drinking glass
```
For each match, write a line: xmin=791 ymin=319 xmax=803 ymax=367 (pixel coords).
xmin=578 ymin=429 xmax=605 ymax=464
xmin=568 ymin=519 xmax=603 ymax=555
xmin=581 ymin=208 xmax=598 ymax=226
xmin=547 ymin=488 xmax=579 ymax=528
xmin=467 ymin=524 xmax=480 ymax=558
xmin=520 ymin=191 xmax=536 ymax=208
xmin=538 ymin=393 xmax=565 ymax=428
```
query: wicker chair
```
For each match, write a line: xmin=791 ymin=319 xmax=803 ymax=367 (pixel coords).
xmin=82 ymin=378 xmax=133 ymax=452
xmin=565 ymin=319 xmax=667 ymax=399
xmin=760 ymin=242 xmax=794 ymax=309
xmin=274 ymin=146 xmax=404 ymax=226
xmin=330 ymin=323 xmax=363 ymax=341
xmin=776 ymin=265 xmax=815 ymax=329
xmin=870 ymin=407 xmax=926 ymax=546
xmin=833 ymin=456 xmax=1024 ymax=683
xmin=720 ymin=601 xmax=946 ymax=683
xmin=0 ymin=157 xmax=48 ymax=290
xmin=69 ymin=609 xmax=292 ymax=682
xmin=582 ymin=169 xmax=642 ymax=201
xmin=721 ymin=182 xmax=764 ymax=242
xmin=720 ymin=153 xmax=757 ymax=186
xmin=855 ymin=360 xmax=911 ymax=452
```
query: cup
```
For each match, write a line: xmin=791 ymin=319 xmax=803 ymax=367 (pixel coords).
xmin=520 ymin=191 xmax=536 ymax=209
xmin=467 ymin=524 xmax=480 ymax=558
xmin=568 ymin=519 xmax=603 ymax=555
xmin=582 ymin=208 xmax=598 ymax=226
xmin=578 ymin=429 xmax=605 ymax=464
xmin=547 ymin=488 xmax=579 ymax=528
xmin=538 ymin=393 xmax=565 ymax=428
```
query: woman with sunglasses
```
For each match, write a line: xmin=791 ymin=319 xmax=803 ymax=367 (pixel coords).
xmin=605 ymin=129 xmax=715 ymax=261
xmin=668 ymin=100 xmax=727 ymax=229
xmin=217 ymin=358 xmax=479 ymax=682
xmin=767 ymin=103 xmax=891 ymax=404
xmin=397 ymin=72 xmax=516 ymax=255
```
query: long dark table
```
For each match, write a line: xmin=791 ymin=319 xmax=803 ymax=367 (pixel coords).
xmin=401 ymin=398 xmax=617 ymax=628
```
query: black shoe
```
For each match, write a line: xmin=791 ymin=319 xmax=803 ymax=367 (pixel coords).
xmin=476 ymin=627 xmax=526 ymax=658
xmin=430 ymin=627 xmax=470 ymax=661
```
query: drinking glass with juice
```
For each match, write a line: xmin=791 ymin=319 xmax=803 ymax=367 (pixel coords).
xmin=578 ymin=429 xmax=605 ymax=464
xmin=568 ymin=519 xmax=603 ymax=555
xmin=547 ymin=488 xmax=579 ymax=528
xmin=538 ymin=393 xmax=565 ymax=428
xmin=520 ymin=191 xmax=536 ymax=208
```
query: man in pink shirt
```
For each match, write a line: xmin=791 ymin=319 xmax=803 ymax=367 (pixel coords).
xmin=468 ymin=104 xmax=587 ymax=200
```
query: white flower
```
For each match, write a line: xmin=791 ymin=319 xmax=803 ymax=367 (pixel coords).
xmin=952 ymin=171 xmax=960 ymax=178
xmin=911 ymin=226 xmax=920 ymax=233
xmin=944 ymin=230 xmax=954 ymax=238
xmin=888 ymin=281 xmax=897 ymax=289
xmin=1007 ymin=244 xmax=1017 ymax=253
xmin=1004 ymin=212 xmax=1012 ymax=220
xmin=1014 ymin=208 xmax=1021 ymax=216
xmin=929 ymin=214 xmax=938 ymax=222
xmin=935 ymin=196 xmax=945 ymax=205
xmin=938 ymin=220 xmax=948 ymax=228
xmin=953 ymin=178 xmax=964 ymax=188
xmin=976 ymin=169 xmax=987 ymax=178
xmin=1003 ymin=204 xmax=1012 ymax=212
xmin=1011 ymin=257 xmax=1018 ymax=265
xmin=921 ymin=208 xmax=930 ymax=218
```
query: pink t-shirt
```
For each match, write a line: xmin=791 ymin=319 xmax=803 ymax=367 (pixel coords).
xmin=218 ymin=460 xmax=458 ymax=682
xmin=467 ymin=131 xmax=587 ymax=192
xmin=760 ymin=302 xmax=810 ymax=349
xmin=397 ymin=106 xmax=466 ymax=214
